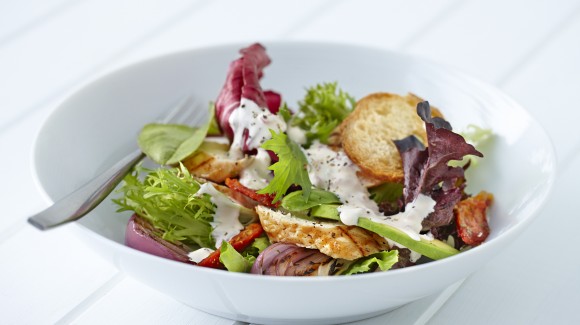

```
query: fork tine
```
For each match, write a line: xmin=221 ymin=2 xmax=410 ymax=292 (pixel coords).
xmin=162 ymin=97 xmax=205 ymax=127
xmin=159 ymin=96 xmax=193 ymax=124
xmin=177 ymin=101 xmax=204 ymax=126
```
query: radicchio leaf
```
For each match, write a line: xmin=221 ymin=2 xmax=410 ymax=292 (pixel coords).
xmin=215 ymin=43 xmax=272 ymax=140
xmin=264 ymin=90 xmax=282 ymax=114
xmin=394 ymin=102 xmax=482 ymax=230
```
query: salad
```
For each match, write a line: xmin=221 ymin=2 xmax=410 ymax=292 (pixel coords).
xmin=114 ymin=43 xmax=493 ymax=276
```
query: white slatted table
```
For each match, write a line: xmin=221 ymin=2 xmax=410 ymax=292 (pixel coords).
xmin=2 ymin=1 xmax=579 ymax=324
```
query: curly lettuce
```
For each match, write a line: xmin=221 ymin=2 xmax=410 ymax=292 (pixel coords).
xmin=113 ymin=164 xmax=215 ymax=248
xmin=291 ymin=82 xmax=355 ymax=145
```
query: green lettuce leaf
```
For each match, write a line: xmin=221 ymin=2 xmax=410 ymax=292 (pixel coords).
xmin=138 ymin=104 xmax=216 ymax=165
xmin=113 ymin=164 xmax=215 ymax=248
xmin=461 ymin=124 xmax=493 ymax=147
xmin=281 ymin=189 xmax=340 ymax=212
xmin=341 ymin=251 xmax=399 ymax=275
xmin=278 ymin=102 xmax=293 ymax=123
xmin=240 ymin=236 xmax=271 ymax=267
xmin=369 ymin=182 xmax=403 ymax=204
xmin=243 ymin=236 xmax=270 ymax=256
xmin=220 ymin=236 xmax=270 ymax=272
xmin=291 ymin=82 xmax=355 ymax=145
xmin=257 ymin=130 xmax=312 ymax=202
xmin=219 ymin=241 xmax=252 ymax=273
xmin=206 ymin=102 xmax=222 ymax=136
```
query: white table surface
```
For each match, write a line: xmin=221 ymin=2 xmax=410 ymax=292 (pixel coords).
xmin=2 ymin=0 xmax=579 ymax=324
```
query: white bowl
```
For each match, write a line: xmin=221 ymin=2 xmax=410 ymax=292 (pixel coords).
xmin=32 ymin=42 xmax=556 ymax=324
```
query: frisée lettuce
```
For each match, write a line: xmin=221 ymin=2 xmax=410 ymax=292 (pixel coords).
xmin=114 ymin=164 xmax=215 ymax=248
xmin=289 ymin=82 xmax=355 ymax=145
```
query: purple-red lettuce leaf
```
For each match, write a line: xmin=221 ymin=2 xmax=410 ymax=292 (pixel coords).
xmin=416 ymin=101 xmax=452 ymax=130
xmin=394 ymin=137 xmax=428 ymax=203
xmin=215 ymin=43 xmax=271 ymax=140
xmin=418 ymin=122 xmax=478 ymax=194
xmin=264 ymin=90 xmax=282 ymax=114
xmin=424 ymin=186 xmax=464 ymax=229
xmin=394 ymin=102 xmax=482 ymax=230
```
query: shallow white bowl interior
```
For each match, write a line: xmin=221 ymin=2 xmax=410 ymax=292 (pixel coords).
xmin=33 ymin=42 xmax=555 ymax=324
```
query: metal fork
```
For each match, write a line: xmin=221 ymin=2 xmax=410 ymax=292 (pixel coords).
xmin=28 ymin=96 xmax=199 ymax=230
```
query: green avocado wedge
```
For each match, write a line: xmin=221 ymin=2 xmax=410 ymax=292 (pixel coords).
xmin=311 ymin=204 xmax=459 ymax=260
xmin=357 ymin=218 xmax=458 ymax=260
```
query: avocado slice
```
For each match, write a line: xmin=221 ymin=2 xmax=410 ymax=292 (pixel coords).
xmin=311 ymin=204 xmax=459 ymax=260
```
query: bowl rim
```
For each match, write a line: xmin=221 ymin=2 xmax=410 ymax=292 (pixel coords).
xmin=31 ymin=40 xmax=558 ymax=283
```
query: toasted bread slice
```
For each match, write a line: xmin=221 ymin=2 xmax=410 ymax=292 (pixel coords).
xmin=256 ymin=206 xmax=389 ymax=260
xmin=339 ymin=93 xmax=442 ymax=184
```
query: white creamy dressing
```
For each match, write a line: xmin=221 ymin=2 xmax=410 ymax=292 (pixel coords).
xmin=239 ymin=148 xmax=272 ymax=190
xmin=203 ymin=136 xmax=230 ymax=145
xmin=305 ymin=142 xmax=436 ymax=244
xmin=305 ymin=142 xmax=379 ymax=216
xmin=228 ymin=98 xmax=287 ymax=159
xmin=196 ymin=183 xmax=243 ymax=248
xmin=368 ymin=194 xmax=436 ymax=241
xmin=410 ymin=250 xmax=422 ymax=263
xmin=287 ymin=125 xmax=307 ymax=145
xmin=187 ymin=247 xmax=214 ymax=263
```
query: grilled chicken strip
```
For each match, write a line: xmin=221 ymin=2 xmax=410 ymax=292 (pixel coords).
xmin=256 ymin=206 xmax=389 ymax=260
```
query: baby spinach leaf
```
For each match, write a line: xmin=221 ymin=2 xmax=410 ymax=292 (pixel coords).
xmin=281 ymin=189 xmax=340 ymax=212
xmin=138 ymin=105 xmax=216 ymax=165
xmin=138 ymin=124 xmax=207 ymax=165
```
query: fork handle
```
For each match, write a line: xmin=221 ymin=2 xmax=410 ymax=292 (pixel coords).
xmin=28 ymin=149 xmax=145 ymax=230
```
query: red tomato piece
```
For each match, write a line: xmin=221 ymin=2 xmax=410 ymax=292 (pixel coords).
xmin=454 ymin=191 xmax=494 ymax=246
xmin=197 ymin=223 xmax=264 ymax=269
xmin=225 ymin=178 xmax=280 ymax=208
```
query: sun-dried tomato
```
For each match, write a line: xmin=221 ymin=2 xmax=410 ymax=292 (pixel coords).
xmin=225 ymin=178 xmax=280 ymax=208
xmin=454 ymin=191 xmax=493 ymax=246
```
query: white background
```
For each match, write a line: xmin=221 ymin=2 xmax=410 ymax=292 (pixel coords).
xmin=1 ymin=0 xmax=579 ymax=324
